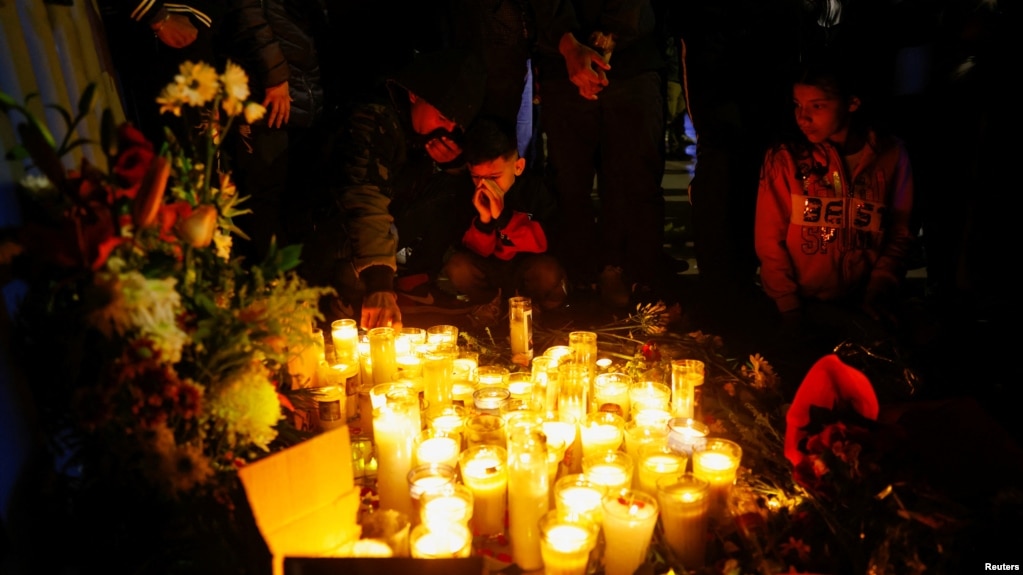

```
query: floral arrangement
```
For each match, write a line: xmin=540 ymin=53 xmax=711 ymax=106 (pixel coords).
xmin=1 ymin=61 xmax=330 ymax=570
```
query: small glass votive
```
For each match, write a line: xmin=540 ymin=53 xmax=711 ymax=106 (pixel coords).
xmin=543 ymin=415 xmax=579 ymax=475
xmin=656 ymin=474 xmax=710 ymax=570
xmin=465 ymin=413 xmax=506 ymax=448
xmin=538 ymin=510 xmax=599 ymax=575
xmin=425 ymin=404 xmax=467 ymax=444
xmin=477 ymin=365 xmax=511 ymax=387
xmin=594 ymin=372 xmax=632 ymax=419
xmin=499 ymin=398 xmax=536 ymax=423
xmin=420 ymin=483 xmax=474 ymax=528
xmin=580 ymin=411 xmax=625 ymax=459
xmin=670 ymin=359 xmax=705 ymax=419
xmin=414 ymin=428 xmax=461 ymax=469
xmin=667 ymin=417 xmax=709 ymax=456
xmin=508 ymin=371 xmax=534 ymax=401
xmin=636 ymin=444 xmax=687 ymax=495
xmin=554 ymin=474 xmax=607 ymax=522
xmin=543 ymin=344 xmax=573 ymax=365
xmin=401 ymin=327 xmax=427 ymax=347
xmin=452 ymin=350 xmax=479 ymax=383
xmin=426 ymin=324 xmax=459 ymax=347
xmin=407 ymin=463 xmax=456 ymax=527
xmin=624 ymin=419 xmax=670 ymax=460
xmin=568 ymin=331 xmax=598 ymax=366
xmin=458 ymin=444 xmax=508 ymax=536
xmin=601 ymin=489 xmax=660 ymax=575
xmin=473 ymin=386 xmax=510 ymax=415
xmin=629 ymin=381 xmax=671 ymax=414
xmin=692 ymin=438 xmax=742 ymax=519
xmin=582 ymin=451 xmax=634 ymax=493
xmin=410 ymin=523 xmax=473 ymax=558
xmin=451 ymin=379 xmax=476 ymax=406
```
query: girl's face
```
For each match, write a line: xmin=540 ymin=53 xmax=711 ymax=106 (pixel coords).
xmin=793 ymin=83 xmax=859 ymax=146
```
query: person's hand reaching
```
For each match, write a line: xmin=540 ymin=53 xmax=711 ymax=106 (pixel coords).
xmin=263 ymin=81 xmax=291 ymax=128
xmin=361 ymin=291 xmax=402 ymax=330
xmin=153 ymin=13 xmax=197 ymax=48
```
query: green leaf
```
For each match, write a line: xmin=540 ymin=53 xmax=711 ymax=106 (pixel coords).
xmin=274 ymin=244 xmax=303 ymax=273
xmin=46 ymin=103 xmax=73 ymax=135
xmin=4 ymin=145 xmax=29 ymax=161
xmin=0 ymin=91 xmax=18 ymax=113
xmin=77 ymin=83 xmax=97 ymax=117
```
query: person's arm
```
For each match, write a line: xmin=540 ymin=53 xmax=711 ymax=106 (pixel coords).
xmin=334 ymin=103 xmax=402 ymax=328
xmin=754 ymin=147 xmax=803 ymax=314
xmin=225 ymin=0 xmax=291 ymax=126
xmin=131 ymin=1 xmax=211 ymax=47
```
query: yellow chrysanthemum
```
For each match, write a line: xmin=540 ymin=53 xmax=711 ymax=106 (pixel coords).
xmin=156 ymin=82 xmax=187 ymax=117
xmin=205 ymin=366 xmax=281 ymax=451
xmin=213 ymin=229 xmax=232 ymax=261
xmin=176 ymin=61 xmax=219 ymax=106
xmin=220 ymin=61 xmax=250 ymax=117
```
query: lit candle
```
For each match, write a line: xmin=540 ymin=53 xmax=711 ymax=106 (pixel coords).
xmin=331 ymin=319 xmax=359 ymax=364
xmin=477 ymin=365 xmax=510 ymax=387
xmin=508 ymin=372 xmax=533 ymax=401
xmin=554 ymin=474 xmax=606 ymax=522
xmin=420 ymin=484 xmax=474 ymax=528
xmin=507 ymin=428 xmax=549 ymax=571
xmin=623 ymin=420 xmax=669 ymax=461
xmin=425 ymin=404 xmax=466 ymax=442
xmin=473 ymin=386 xmax=510 ymax=415
xmin=410 ymin=523 xmax=472 ymax=558
xmin=636 ymin=445 xmax=687 ymax=494
xmin=580 ymin=412 xmax=625 ymax=459
xmin=509 ymin=296 xmax=533 ymax=366
xmin=407 ymin=463 xmax=456 ymax=527
xmin=452 ymin=355 xmax=478 ymax=383
xmin=396 ymin=354 xmax=423 ymax=379
xmin=373 ymin=390 xmax=419 ymax=517
xmin=422 ymin=346 xmax=455 ymax=407
xmin=358 ymin=340 xmax=372 ymax=384
xmin=594 ymin=372 xmax=632 ymax=419
xmin=601 ymin=490 xmax=660 ymax=575
xmin=426 ymin=324 xmax=459 ymax=346
xmin=368 ymin=327 xmax=397 ymax=385
xmin=543 ymin=418 xmax=579 ymax=476
xmin=656 ymin=474 xmax=710 ymax=569
xmin=538 ymin=511 xmax=598 ymax=575
xmin=557 ymin=362 xmax=590 ymax=424
xmin=414 ymin=431 xmax=460 ymax=469
xmin=629 ymin=381 xmax=670 ymax=414
xmin=670 ymin=359 xmax=704 ymax=418
xmin=459 ymin=445 xmax=508 ymax=536
xmin=451 ymin=380 xmax=475 ymax=406
xmin=582 ymin=451 xmax=633 ymax=493
xmin=543 ymin=345 xmax=573 ymax=364
xmin=667 ymin=417 xmax=709 ymax=456
xmin=692 ymin=438 xmax=741 ymax=519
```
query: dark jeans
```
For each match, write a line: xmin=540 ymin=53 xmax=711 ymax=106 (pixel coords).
xmin=441 ymin=249 xmax=566 ymax=310
xmin=540 ymin=71 xmax=665 ymax=287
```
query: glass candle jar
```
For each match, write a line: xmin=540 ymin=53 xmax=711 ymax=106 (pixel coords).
xmin=368 ymin=326 xmax=398 ymax=385
xmin=656 ymin=474 xmax=710 ymax=569
xmin=601 ymin=489 xmax=660 ymax=575
xmin=409 ymin=523 xmax=472 ymax=558
xmin=458 ymin=444 xmax=508 ymax=536
xmin=579 ymin=411 xmax=625 ymax=459
xmin=593 ymin=372 xmax=633 ymax=419
xmin=582 ymin=450 xmax=634 ymax=493
xmin=636 ymin=444 xmax=688 ymax=494
xmin=373 ymin=389 xmax=419 ymax=517
xmin=538 ymin=510 xmax=599 ymax=575
xmin=506 ymin=427 xmax=550 ymax=571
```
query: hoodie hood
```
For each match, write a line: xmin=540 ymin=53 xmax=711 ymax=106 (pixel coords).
xmin=388 ymin=48 xmax=487 ymax=130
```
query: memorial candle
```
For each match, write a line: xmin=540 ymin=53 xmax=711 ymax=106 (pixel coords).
xmin=410 ymin=524 xmax=472 ymax=558
xmin=458 ymin=445 xmax=509 ymax=535
xmin=582 ymin=451 xmax=633 ymax=493
xmin=692 ymin=438 xmax=741 ymax=519
xmin=507 ymin=428 xmax=549 ymax=571
xmin=656 ymin=474 xmax=710 ymax=569
xmin=580 ymin=411 xmax=625 ymax=459
xmin=368 ymin=327 xmax=398 ymax=385
xmin=636 ymin=445 xmax=687 ymax=494
xmin=601 ymin=490 xmax=660 ymax=575
xmin=538 ymin=511 xmax=599 ymax=575
xmin=414 ymin=430 xmax=460 ymax=469
xmin=373 ymin=390 xmax=418 ymax=517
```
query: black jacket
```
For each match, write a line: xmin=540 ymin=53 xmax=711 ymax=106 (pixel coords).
xmin=221 ymin=0 xmax=328 ymax=127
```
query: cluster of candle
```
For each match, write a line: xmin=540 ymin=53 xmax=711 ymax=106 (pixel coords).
xmin=315 ymin=319 xmax=742 ymax=570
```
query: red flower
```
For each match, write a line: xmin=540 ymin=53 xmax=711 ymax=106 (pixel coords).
xmin=784 ymin=354 xmax=878 ymax=467
xmin=641 ymin=341 xmax=661 ymax=363
xmin=112 ymin=124 xmax=155 ymax=190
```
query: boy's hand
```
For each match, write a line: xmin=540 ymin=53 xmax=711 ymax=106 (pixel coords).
xmin=263 ymin=82 xmax=291 ymax=128
xmin=473 ymin=178 xmax=505 ymax=223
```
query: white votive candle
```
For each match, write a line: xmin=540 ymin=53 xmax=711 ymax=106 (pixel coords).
xmin=459 ymin=445 xmax=508 ymax=536
xmin=601 ymin=490 xmax=660 ymax=575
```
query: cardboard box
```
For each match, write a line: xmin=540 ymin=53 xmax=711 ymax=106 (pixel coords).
xmin=240 ymin=426 xmax=362 ymax=575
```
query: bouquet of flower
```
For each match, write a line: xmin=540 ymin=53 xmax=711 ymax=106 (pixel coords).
xmin=2 ymin=61 xmax=331 ymax=571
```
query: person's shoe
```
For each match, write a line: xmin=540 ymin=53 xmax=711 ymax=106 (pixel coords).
xmin=468 ymin=289 xmax=503 ymax=328
xmin=598 ymin=265 xmax=631 ymax=308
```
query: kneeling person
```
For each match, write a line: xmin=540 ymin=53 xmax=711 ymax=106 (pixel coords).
xmin=442 ymin=118 xmax=566 ymax=312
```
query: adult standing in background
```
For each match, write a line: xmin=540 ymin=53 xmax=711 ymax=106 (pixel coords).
xmin=219 ymin=0 xmax=333 ymax=263
xmin=532 ymin=0 xmax=666 ymax=308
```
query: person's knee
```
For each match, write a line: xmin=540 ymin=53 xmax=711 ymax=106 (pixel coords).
xmin=441 ymin=251 xmax=476 ymax=291
xmin=523 ymin=256 xmax=567 ymax=310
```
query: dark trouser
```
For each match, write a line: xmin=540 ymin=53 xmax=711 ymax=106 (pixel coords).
xmin=540 ymin=71 xmax=665 ymax=287
xmin=441 ymin=249 xmax=566 ymax=311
